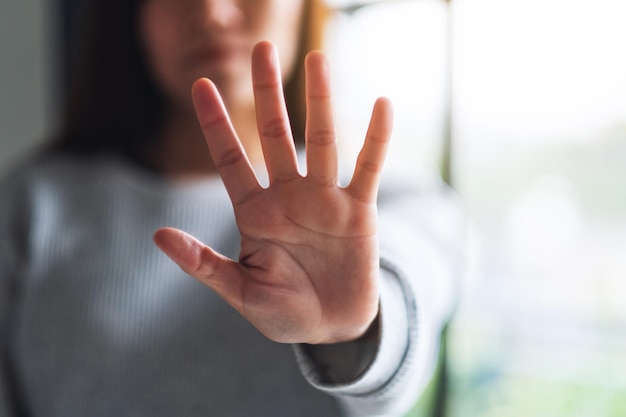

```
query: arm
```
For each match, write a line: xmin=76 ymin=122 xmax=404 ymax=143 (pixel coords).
xmin=153 ymin=40 xmax=466 ymax=415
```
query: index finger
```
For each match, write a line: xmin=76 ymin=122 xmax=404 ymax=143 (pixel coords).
xmin=192 ymin=78 xmax=261 ymax=205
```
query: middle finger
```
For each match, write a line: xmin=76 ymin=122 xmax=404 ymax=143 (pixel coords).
xmin=252 ymin=41 xmax=299 ymax=183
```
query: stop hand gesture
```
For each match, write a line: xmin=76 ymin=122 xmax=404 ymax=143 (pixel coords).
xmin=154 ymin=41 xmax=393 ymax=345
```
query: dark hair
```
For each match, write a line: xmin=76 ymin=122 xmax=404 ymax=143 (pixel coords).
xmin=51 ymin=0 xmax=330 ymax=171
xmin=51 ymin=0 xmax=165 ymax=168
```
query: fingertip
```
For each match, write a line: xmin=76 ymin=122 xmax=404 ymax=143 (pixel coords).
xmin=375 ymin=96 xmax=392 ymax=106
xmin=152 ymin=228 xmax=206 ymax=274
xmin=253 ymin=40 xmax=276 ymax=54
xmin=305 ymin=50 xmax=328 ymax=66
xmin=373 ymin=97 xmax=394 ymax=132
xmin=305 ymin=52 xmax=330 ymax=84
xmin=375 ymin=97 xmax=394 ymax=115
xmin=191 ymin=79 xmax=228 ymax=125
xmin=153 ymin=227 xmax=196 ymax=251
xmin=191 ymin=78 xmax=215 ymax=99
xmin=252 ymin=41 xmax=283 ymax=86
xmin=252 ymin=40 xmax=278 ymax=65
xmin=153 ymin=227 xmax=178 ymax=251
xmin=192 ymin=77 xmax=209 ymax=88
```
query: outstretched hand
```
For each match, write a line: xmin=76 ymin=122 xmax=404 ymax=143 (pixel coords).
xmin=154 ymin=41 xmax=393 ymax=345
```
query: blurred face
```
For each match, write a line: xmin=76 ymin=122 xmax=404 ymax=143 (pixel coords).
xmin=139 ymin=0 xmax=306 ymax=113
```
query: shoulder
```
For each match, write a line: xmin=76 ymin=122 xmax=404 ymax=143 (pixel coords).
xmin=0 ymin=151 xmax=122 ymax=222
xmin=0 ymin=153 xmax=51 ymax=212
xmin=0 ymin=151 xmax=88 ymax=190
xmin=0 ymin=150 xmax=159 ymax=199
xmin=0 ymin=153 xmax=63 ymax=260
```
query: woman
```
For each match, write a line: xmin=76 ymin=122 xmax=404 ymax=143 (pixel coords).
xmin=0 ymin=0 xmax=465 ymax=416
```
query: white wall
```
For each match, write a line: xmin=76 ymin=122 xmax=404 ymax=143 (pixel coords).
xmin=0 ymin=0 xmax=56 ymax=174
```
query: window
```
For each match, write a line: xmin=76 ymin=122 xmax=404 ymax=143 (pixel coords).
xmin=329 ymin=0 xmax=626 ymax=415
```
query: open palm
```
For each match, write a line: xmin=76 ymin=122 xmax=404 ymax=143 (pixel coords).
xmin=154 ymin=41 xmax=393 ymax=345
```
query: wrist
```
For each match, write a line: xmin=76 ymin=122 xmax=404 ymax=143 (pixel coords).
xmin=348 ymin=307 xmax=380 ymax=344
xmin=299 ymin=310 xmax=381 ymax=384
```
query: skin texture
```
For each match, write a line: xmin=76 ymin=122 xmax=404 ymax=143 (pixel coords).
xmin=154 ymin=42 xmax=393 ymax=344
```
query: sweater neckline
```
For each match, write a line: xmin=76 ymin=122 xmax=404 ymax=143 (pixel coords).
xmin=97 ymin=153 xmax=231 ymax=199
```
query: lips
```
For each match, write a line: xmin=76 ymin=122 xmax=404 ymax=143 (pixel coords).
xmin=186 ymin=44 xmax=247 ymax=67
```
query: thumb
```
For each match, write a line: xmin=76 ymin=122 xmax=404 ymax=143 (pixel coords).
xmin=153 ymin=227 xmax=244 ymax=308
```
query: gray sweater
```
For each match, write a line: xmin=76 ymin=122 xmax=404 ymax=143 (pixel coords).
xmin=0 ymin=153 xmax=465 ymax=417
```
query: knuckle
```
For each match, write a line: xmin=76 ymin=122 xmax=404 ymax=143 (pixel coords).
xmin=309 ymin=174 xmax=336 ymax=187
xmin=359 ymin=160 xmax=381 ymax=174
xmin=307 ymin=129 xmax=336 ymax=146
xmin=197 ymin=247 xmax=219 ymax=277
xmin=308 ymin=93 xmax=333 ymax=101
xmin=216 ymin=147 xmax=243 ymax=168
xmin=271 ymin=172 xmax=300 ymax=185
xmin=348 ymin=188 xmax=372 ymax=205
xmin=367 ymin=132 xmax=389 ymax=144
xmin=260 ymin=118 xmax=289 ymax=139
xmin=254 ymin=80 xmax=281 ymax=91
xmin=200 ymin=115 xmax=228 ymax=131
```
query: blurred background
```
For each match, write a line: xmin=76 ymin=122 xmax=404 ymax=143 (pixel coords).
xmin=2 ymin=0 xmax=625 ymax=415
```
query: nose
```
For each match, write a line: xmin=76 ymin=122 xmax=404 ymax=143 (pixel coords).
xmin=190 ymin=0 xmax=244 ymax=33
